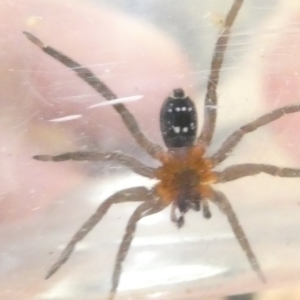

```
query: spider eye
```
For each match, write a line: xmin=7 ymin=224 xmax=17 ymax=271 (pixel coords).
xmin=160 ymin=88 xmax=198 ymax=148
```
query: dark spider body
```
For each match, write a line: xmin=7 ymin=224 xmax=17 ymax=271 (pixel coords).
xmin=23 ymin=0 xmax=300 ymax=299
xmin=159 ymin=87 xmax=214 ymax=226
xmin=160 ymin=88 xmax=197 ymax=148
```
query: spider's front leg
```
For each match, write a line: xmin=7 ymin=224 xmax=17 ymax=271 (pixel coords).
xmin=46 ymin=186 xmax=154 ymax=279
xmin=23 ymin=31 xmax=162 ymax=158
xmin=210 ymin=188 xmax=266 ymax=283
xmin=109 ymin=196 xmax=165 ymax=300
xmin=198 ymin=0 xmax=243 ymax=147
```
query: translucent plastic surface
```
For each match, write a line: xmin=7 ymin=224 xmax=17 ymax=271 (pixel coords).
xmin=1 ymin=0 xmax=300 ymax=299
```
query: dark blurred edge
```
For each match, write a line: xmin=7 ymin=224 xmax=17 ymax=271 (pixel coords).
xmin=227 ymin=293 xmax=255 ymax=300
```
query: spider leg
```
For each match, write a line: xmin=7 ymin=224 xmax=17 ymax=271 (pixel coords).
xmin=23 ymin=31 xmax=162 ymax=158
xmin=212 ymin=103 xmax=300 ymax=164
xmin=217 ymin=163 xmax=300 ymax=183
xmin=198 ymin=0 xmax=243 ymax=147
xmin=45 ymin=186 xmax=153 ymax=279
xmin=34 ymin=151 xmax=155 ymax=178
xmin=109 ymin=197 xmax=165 ymax=300
xmin=210 ymin=188 xmax=266 ymax=283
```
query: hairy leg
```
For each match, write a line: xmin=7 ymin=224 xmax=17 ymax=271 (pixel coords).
xmin=34 ymin=151 xmax=155 ymax=178
xmin=109 ymin=198 xmax=165 ymax=300
xmin=198 ymin=0 xmax=243 ymax=147
xmin=216 ymin=163 xmax=300 ymax=183
xmin=46 ymin=186 xmax=154 ymax=279
xmin=210 ymin=188 xmax=266 ymax=282
xmin=212 ymin=103 xmax=300 ymax=164
xmin=23 ymin=32 xmax=162 ymax=158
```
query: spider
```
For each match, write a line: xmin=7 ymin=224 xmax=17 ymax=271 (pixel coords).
xmin=24 ymin=0 xmax=300 ymax=299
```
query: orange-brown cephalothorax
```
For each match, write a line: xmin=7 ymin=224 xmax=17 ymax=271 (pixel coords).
xmin=155 ymin=145 xmax=217 ymax=212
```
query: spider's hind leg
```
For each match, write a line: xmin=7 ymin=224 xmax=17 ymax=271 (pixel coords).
xmin=45 ymin=186 xmax=154 ymax=280
xmin=210 ymin=188 xmax=266 ymax=283
xmin=109 ymin=196 xmax=165 ymax=300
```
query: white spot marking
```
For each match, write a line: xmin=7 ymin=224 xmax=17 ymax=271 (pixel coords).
xmin=175 ymin=107 xmax=180 ymax=112
xmin=168 ymin=108 xmax=172 ymax=112
xmin=173 ymin=126 xmax=180 ymax=134
xmin=181 ymin=107 xmax=186 ymax=111
xmin=183 ymin=127 xmax=188 ymax=132
xmin=188 ymin=107 xmax=193 ymax=111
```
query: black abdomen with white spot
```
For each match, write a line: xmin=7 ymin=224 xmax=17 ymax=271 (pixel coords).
xmin=160 ymin=88 xmax=197 ymax=148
